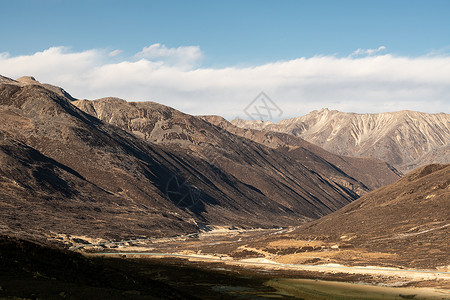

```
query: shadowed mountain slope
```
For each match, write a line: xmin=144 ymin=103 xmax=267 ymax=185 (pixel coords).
xmin=203 ymin=115 xmax=401 ymax=193
xmin=73 ymin=98 xmax=360 ymax=217
xmin=0 ymin=128 xmax=204 ymax=241
xmin=1 ymin=77 xmax=365 ymax=243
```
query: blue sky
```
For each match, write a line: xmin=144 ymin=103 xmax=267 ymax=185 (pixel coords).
xmin=1 ymin=0 xmax=449 ymax=119
xmin=3 ymin=0 xmax=450 ymax=64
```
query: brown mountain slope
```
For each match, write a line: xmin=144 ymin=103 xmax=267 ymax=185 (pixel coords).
xmin=404 ymin=145 xmax=450 ymax=171
xmin=203 ymin=115 xmax=401 ymax=192
xmin=244 ymin=164 xmax=450 ymax=269
xmin=0 ymin=130 xmax=197 ymax=241
xmin=232 ymin=109 xmax=450 ymax=173
xmin=72 ymin=97 xmax=359 ymax=219
xmin=1 ymin=78 xmax=363 ymax=244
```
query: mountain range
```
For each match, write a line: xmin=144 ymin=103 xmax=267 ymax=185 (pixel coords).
xmin=0 ymin=75 xmax=401 ymax=244
xmin=203 ymin=115 xmax=401 ymax=192
xmin=0 ymin=75 xmax=447 ymax=257
xmin=1 ymin=75 xmax=449 ymax=298
xmin=232 ymin=108 xmax=450 ymax=172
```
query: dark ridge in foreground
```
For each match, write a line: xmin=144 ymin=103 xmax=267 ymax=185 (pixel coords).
xmin=1 ymin=236 xmax=298 ymax=300
xmin=0 ymin=235 xmax=195 ymax=299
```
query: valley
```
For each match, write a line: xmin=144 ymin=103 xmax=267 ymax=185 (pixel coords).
xmin=0 ymin=76 xmax=448 ymax=299
xmin=2 ymin=2 xmax=450 ymax=299
xmin=2 ymin=231 xmax=449 ymax=299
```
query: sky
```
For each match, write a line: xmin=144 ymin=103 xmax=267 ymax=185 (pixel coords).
xmin=1 ymin=0 xmax=449 ymax=121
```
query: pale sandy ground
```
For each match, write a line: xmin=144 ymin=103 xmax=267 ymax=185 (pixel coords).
xmin=235 ymin=257 xmax=450 ymax=282
xmin=88 ymin=252 xmax=450 ymax=294
xmin=89 ymin=251 xmax=450 ymax=282
xmin=266 ymin=278 xmax=450 ymax=300
xmin=75 ymin=227 xmax=450 ymax=296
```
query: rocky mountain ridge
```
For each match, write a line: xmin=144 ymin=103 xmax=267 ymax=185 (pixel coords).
xmin=202 ymin=115 xmax=401 ymax=192
xmin=232 ymin=108 xmax=450 ymax=172
xmin=1 ymin=75 xmax=77 ymax=100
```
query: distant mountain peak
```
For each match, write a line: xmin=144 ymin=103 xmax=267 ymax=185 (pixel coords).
xmin=232 ymin=109 xmax=450 ymax=172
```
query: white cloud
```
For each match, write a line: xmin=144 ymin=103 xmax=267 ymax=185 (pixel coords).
xmin=0 ymin=45 xmax=449 ymax=121
xmin=109 ymin=49 xmax=123 ymax=57
xmin=135 ymin=43 xmax=203 ymax=69
xmin=0 ymin=52 xmax=10 ymax=59
xmin=351 ymin=46 xmax=386 ymax=57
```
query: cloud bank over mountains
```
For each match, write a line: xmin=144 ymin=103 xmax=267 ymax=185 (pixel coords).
xmin=135 ymin=43 xmax=203 ymax=69
xmin=1 ymin=44 xmax=449 ymax=120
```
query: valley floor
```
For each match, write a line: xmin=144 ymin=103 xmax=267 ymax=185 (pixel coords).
xmin=70 ymin=227 xmax=449 ymax=292
xmin=2 ymin=228 xmax=449 ymax=299
xmin=88 ymin=252 xmax=450 ymax=289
